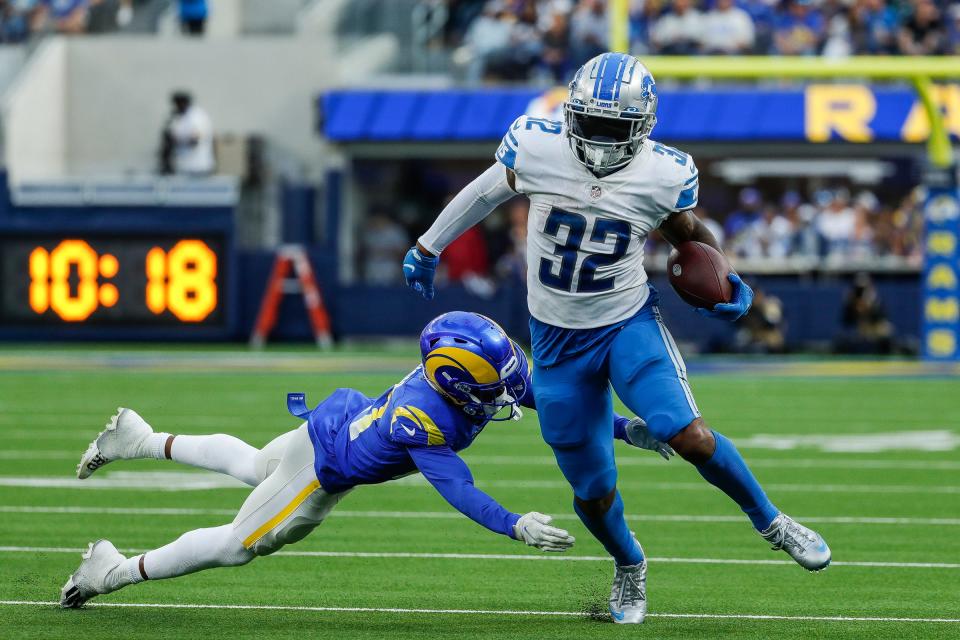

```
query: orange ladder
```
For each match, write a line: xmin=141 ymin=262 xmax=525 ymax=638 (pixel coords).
xmin=250 ymin=245 xmax=332 ymax=348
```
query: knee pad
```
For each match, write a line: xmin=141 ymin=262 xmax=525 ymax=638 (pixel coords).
xmin=244 ymin=513 xmax=323 ymax=557
xmin=222 ymin=540 xmax=256 ymax=567
xmin=239 ymin=488 xmax=346 ymax=557
xmin=552 ymin=446 xmax=617 ymax=500
xmin=542 ymin=429 xmax=589 ymax=450
xmin=537 ymin=398 xmax=591 ymax=449
xmin=238 ymin=531 xmax=276 ymax=558
xmin=644 ymin=412 xmax=689 ymax=443
xmin=206 ymin=525 xmax=255 ymax=567
xmin=571 ymin=467 xmax=618 ymax=501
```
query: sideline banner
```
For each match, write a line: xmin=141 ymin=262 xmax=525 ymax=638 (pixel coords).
xmin=921 ymin=164 xmax=960 ymax=360
xmin=321 ymin=85 xmax=960 ymax=143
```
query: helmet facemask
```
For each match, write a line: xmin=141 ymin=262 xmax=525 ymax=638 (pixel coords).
xmin=458 ymin=381 xmax=523 ymax=422
xmin=564 ymin=106 xmax=655 ymax=174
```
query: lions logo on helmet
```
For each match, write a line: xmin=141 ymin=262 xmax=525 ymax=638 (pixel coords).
xmin=420 ymin=312 xmax=526 ymax=422
xmin=565 ymin=52 xmax=658 ymax=174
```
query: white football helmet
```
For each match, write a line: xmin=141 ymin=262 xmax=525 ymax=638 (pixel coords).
xmin=564 ymin=52 xmax=658 ymax=174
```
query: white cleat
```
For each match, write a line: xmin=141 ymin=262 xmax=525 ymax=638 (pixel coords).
xmin=609 ymin=544 xmax=647 ymax=624
xmin=761 ymin=513 xmax=832 ymax=571
xmin=60 ymin=540 xmax=126 ymax=608
xmin=77 ymin=408 xmax=155 ymax=479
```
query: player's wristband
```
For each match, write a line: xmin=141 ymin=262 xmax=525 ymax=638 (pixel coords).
xmin=414 ymin=247 xmax=438 ymax=265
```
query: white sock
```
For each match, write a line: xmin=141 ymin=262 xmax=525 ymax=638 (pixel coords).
xmin=167 ymin=434 xmax=260 ymax=486
xmin=141 ymin=525 xmax=254 ymax=580
xmin=144 ymin=432 xmax=173 ymax=460
xmin=103 ymin=554 xmax=145 ymax=593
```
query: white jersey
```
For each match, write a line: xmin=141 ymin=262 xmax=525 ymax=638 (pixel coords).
xmin=496 ymin=115 xmax=699 ymax=329
xmin=169 ymin=105 xmax=215 ymax=176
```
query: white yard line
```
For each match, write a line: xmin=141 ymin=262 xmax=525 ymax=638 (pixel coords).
xmin=0 ymin=600 xmax=956 ymax=623
xmin=2 ymin=425 xmax=280 ymax=438
xmin=0 ymin=451 xmax=78 ymax=460
xmin=3 ymin=448 xmax=960 ymax=471
xmin=0 ymin=545 xmax=956 ymax=569
xmin=3 ymin=505 xmax=959 ymax=526
xmin=2 ymin=473 xmax=957 ymax=495
xmin=0 ymin=474 xmax=249 ymax=490
xmin=464 ymin=456 xmax=960 ymax=471
xmin=467 ymin=479 xmax=960 ymax=495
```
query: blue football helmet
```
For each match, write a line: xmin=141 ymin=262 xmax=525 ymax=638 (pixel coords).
xmin=420 ymin=311 xmax=527 ymax=421
xmin=565 ymin=52 xmax=658 ymax=173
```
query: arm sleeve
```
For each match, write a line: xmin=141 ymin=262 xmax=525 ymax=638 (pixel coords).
xmin=613 ymin=414 xmax=632 ymax=442
xmin=408 ymin=445 xmax=520 ymax=538
xmin=417 ymin=162 xmax=516 ymax=256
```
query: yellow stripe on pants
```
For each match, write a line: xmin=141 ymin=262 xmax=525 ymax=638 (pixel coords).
xmin=242 ymin=478 xmax=321 ymax=549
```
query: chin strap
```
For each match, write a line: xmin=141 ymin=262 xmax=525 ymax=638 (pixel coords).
xmin=581 ymin=141 xmax=630 ymax=173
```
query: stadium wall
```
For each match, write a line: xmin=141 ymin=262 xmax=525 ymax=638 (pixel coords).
xmin=63 ymin=37 xmax=337 ymax=178
xmin=1 ymin=39 xmax=67 ymax=183
xmin=2 ymin=37 xmax=381 ymax=181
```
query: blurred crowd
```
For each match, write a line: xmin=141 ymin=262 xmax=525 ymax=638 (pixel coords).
xmin=354 ymin=163 xmax=917 ymax=354
xmin=357 ymin=183 xmax=923 ymax=290
xmin=647 ymin=185 xmax=924 ymax=265
xmin=445 ymin=0 xmax=960 ymax=83
xmin=0 ymin=0 xmax=132 ymax=40
xmin=0 ymin=0 xmax=205 ymax=42
xmin=358 ymin=198 xmax=529 ymax=295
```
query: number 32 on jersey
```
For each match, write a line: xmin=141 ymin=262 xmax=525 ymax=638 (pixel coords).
xmin=538 ymin=208 xmax=630 ymax=294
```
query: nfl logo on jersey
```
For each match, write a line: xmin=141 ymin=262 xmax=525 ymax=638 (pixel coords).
xmin=590 ymin=184 xmax=602 ymax=199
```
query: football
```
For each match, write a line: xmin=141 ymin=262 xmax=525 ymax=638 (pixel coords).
xmin=667 ymin=241 xmax=734 ymax=309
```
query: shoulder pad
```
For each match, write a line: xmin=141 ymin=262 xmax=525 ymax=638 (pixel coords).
xmin=389 ymin=403 xmax=447 ymax=447
xmin=495 ymin=116 xmax=525 ymax=171
xmin=650 ymin=142 xmax=699 ymax=212
xmin=495 ymin=115 xmax=564 ymax=172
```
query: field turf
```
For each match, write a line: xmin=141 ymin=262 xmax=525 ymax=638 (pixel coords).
xmin=0 ymin=348 xmax=958 ymax=639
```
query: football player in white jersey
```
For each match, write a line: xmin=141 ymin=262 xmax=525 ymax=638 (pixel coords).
xmin=403 ymin=53 xmax=830 ymax=624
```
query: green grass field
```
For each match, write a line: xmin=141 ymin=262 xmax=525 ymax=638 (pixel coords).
xmin=1 ymin=349 xmax=959 ymax=639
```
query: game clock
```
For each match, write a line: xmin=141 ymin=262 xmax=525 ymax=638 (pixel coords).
xmin=0 ymin=236 xmax=228 ymax=329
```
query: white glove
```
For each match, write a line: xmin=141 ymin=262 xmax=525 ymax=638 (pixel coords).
xmin=513 ymin=512 xmax=575 ymax=552
xmin=625 ymin=417 xmax=675 ymax=460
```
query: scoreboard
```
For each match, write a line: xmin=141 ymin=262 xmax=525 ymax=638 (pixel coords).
xmin=0 ymin=236 xmax=225 ymax=327
xmin=0 ymin=177 xmax=240 ymax=340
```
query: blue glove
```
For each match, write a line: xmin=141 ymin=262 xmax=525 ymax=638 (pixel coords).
xmin=403 ymin=246 xmax=439 ymax=300
xmin=696 ymin=273 xmax=753 ymax=322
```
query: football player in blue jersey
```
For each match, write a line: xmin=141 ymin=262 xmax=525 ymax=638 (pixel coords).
xmin=404 ymin=53 xmax=831 ymax=623
xmin=60 ymin=311 xmax=664 ymax=609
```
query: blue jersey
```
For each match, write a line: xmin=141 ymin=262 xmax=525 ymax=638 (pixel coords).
xmin=293 ymin=362 xmax=535 ymax=538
